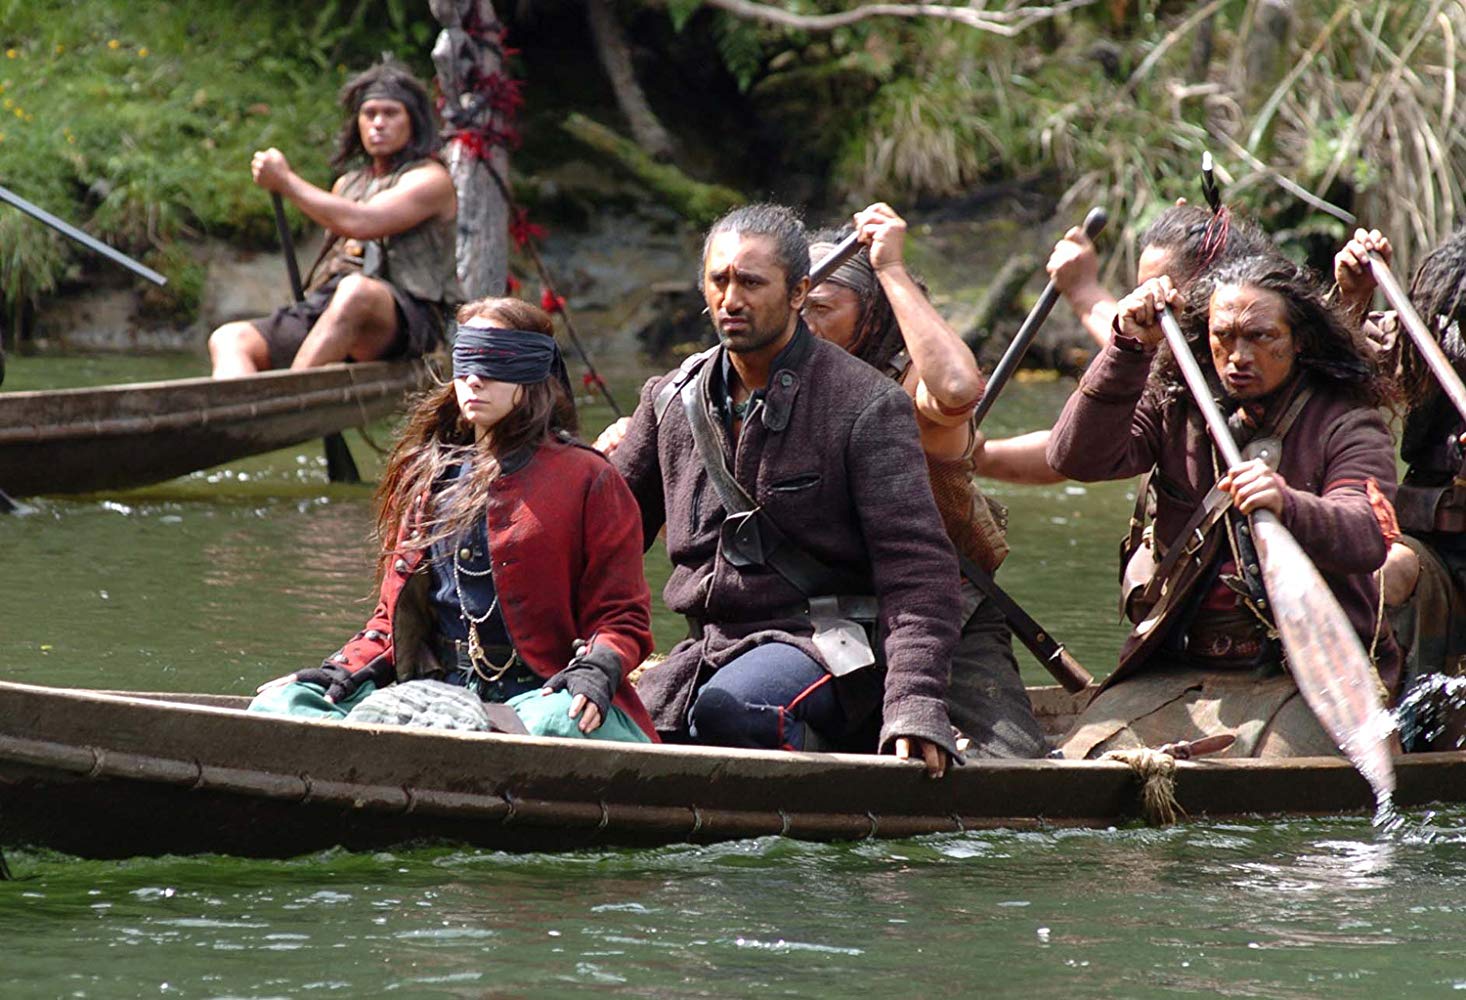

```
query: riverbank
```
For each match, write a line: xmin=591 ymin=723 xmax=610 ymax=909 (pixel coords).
xmin=17 ymin=187 xmax=1101 ymax=377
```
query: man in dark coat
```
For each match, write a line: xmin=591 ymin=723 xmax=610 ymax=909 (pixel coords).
xmin=612 ymin=203 xmax=960 ymax=776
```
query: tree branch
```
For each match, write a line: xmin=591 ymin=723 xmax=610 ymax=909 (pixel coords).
xmin=682 ymin=0 xmax=1101 ymax=38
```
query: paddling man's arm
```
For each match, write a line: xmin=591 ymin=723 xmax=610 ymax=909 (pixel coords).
xmin=1259 ymin=410 xmax=1398 ymax=575
xmin=251 ymin=148 xmax=455 ymax=241
xmin=971 ymin=430 xmax=1065 ymax=485
xmin=1047 ymin=226 xmax=1117 ymax=349
xmin=1046 ymin=277 xmax=1177 ymax=481
xmin=851 ymin=205 xmax=982 ymax=464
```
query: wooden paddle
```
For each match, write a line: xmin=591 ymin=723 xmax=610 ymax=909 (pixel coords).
xmin=0 ymin=183 xmax=167 ymax=286
xmin=809 ymin=231 xmax=863 ymax=288
xmin=270 ymin=193 xmax=360 ymax=484
xmin=1157 ymin=304 xmax=1395 ymax=804
xmin=1366 ymin=250 xmax=1466 ymax=424
xmin=972 ymin=206 xmax=1108 ymax=428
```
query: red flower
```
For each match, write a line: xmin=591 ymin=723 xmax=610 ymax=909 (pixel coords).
xmin=505 ymin=273 xmax=521 ymax=294
xmin=540 ymin=287 xmax=567 ymax=314
xmin=509 ymin=207 xmax=546 ymax=249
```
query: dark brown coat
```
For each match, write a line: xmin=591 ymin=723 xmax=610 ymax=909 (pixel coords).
xmin=613 ymin=324 xmax=960 ymax=752
xmin=1046 ymin=341 xmax=1401 ymax=692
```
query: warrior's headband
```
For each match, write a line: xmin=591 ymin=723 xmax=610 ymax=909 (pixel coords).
xmin=809 ymin=240 xmax=875 ymax=297
xmin=452 ymin=325 xmax=562 ymax=384
xmin=357 ymin=79 xmax=419 ymax=109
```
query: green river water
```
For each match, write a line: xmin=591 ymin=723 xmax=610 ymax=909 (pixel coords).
xmin=3 ymin=354 xmax=1464 ymax=998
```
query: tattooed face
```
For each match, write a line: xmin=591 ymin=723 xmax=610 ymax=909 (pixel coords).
xmin=1208 ymin=283 xmax=1296 ymax=400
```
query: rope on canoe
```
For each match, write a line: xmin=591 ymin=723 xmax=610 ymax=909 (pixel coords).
xmin=1101 ymin=747 xmax=1181 ymax=825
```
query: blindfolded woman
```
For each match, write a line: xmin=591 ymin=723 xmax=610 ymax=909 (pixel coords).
xmin=251 ymin=297 xmax=657 ymax=742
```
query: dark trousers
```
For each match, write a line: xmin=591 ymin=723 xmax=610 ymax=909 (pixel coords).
xmin=688 ymin=642 xmax=845 ymax=751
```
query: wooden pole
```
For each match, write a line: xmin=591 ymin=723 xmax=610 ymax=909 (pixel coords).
xmin=972 ymin=207 xmax=1107 ymax=428
xmin=0 ymin=183 xmax=166 ymax=287
xmin=1157 ymin=304 xmax=1395 ymax=804
xmin=431 ymin=0 xmax=510 ymax=301
xmin=808 ymin=232 xmax=862 ymax=287
xmin=1367 ymin=251 xmax=1466 ymax=425
xmin=269 ymin=194 xmax=360 ymax=485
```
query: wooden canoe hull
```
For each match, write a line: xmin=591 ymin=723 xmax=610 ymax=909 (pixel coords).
xmin=0 ymin=680 xmax=1460 ymax=859
xmin=0 ymin=360 xmax=428 ymax=496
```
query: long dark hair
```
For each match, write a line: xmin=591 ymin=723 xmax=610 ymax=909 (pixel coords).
xmin=372 ymin=298 xmax=576 ymax=570
xmin=1150 ymin=254 xmax=1393 ymax=410
xmin=1140 ymin=203 xmax=1274 ymax=289
xmin=1403 ymin=226 xmax=1466 ymax=406
xmin=332 ymin=62 xmax=440 ymax=173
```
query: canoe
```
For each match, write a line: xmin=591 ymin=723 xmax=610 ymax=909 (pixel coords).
xmin=0 ymin=679 xmax=1460 ymax=860
xmin=0 ymin=360 xmax=428 ymax=497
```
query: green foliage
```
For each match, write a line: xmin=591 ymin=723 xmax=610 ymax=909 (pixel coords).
xmin=712 ymin=14 xmax=765 ymax=93
xmin=710 ymin=0 xmax=1466 ymax=268
xmin=667 ymin=0 xmax=703 ymax=33
xmin=0 ymin=0 xmax=437 ymax=318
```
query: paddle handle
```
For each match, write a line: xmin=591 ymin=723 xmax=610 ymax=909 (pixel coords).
xmin=1367 ymin=250 xmax=1466 ymax=426
xmin=972 ymin=206 xmax=1108 ymax=429
xmin=271 ymin=193 xmax=306 ymax=304
xmin=1049 ymin=646 xmax=1094 ymax=695
xmin=809 ymin=231 xmax=862 ymax=288
xmin=1158 ymin=305 xmax=1245 ymax=468
xmin=0 ymin=183 xmax=167 ymax=286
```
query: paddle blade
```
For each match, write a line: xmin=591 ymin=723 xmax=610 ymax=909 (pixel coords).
xmin=1251 ymin=512 xmax=1395 ymax=800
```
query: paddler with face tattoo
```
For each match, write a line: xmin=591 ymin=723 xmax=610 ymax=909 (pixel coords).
xmin=1047 ymin=255 xmax=1402 ymax=759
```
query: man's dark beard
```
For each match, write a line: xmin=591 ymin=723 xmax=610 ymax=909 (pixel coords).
xmin=720 ymin=307 xmax=793 ymax=354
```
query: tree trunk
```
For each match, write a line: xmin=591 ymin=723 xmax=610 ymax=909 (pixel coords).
xmin=562 ymin=112 xmax=744 ymax=224
xmin=585 ymin=0 xmax=674 ymax=159
xmin=431 ymin=0 xmax=511 ymax=302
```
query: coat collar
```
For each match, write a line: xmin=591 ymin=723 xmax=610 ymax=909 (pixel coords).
xmin=712 ymin=319 xmax=814 ymax=433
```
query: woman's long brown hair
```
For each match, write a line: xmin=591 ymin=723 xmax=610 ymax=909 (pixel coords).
xmin=371 ymin=297 xmax=578 ymax=576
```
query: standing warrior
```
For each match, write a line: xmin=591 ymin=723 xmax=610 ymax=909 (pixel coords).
xmin=209 ymin=62 xmax=459 ymax=377
xmin=803 ymin=203 xmax=1046 ymax=758
xmin=1047 ymin=256 xmax=1400 ymax=758
xmin=611 ymin=204 xmax=961 ymax=776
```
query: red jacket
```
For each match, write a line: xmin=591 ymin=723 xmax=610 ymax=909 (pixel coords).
xmin=329 ymin=437 xmax=658 ymax=740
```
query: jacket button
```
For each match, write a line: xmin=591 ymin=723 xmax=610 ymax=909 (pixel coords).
xmin=779 ymin=372 xmax=793 ymax=387
xmin=393 ymin=558 xmax=409 ymax=573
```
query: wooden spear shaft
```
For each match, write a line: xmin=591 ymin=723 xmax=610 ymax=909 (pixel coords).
xmin=1367 ymin=250 xmax=1466 ymax=425
xmin=1157 ymin=304 xmax=1395 ymax=802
